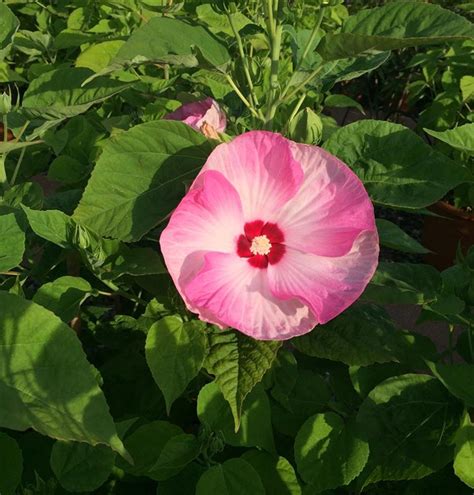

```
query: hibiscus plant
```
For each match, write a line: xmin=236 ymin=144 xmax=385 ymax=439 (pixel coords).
xmin=0 ymin=1 xmax=473 ymax=494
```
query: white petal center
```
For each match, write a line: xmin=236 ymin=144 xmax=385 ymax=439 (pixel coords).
xmin=250 ymin=235 xmax=272 ymax=256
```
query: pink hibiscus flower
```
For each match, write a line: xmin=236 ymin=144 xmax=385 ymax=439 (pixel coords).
xmin=160 ymin=131 xmax=379 ymax=340
xmin=165 ymin=97 xmax=226 ymax=138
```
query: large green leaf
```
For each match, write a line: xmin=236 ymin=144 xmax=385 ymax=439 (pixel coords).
xmin=197 ymin=382 xmax=275 ymax=453
xmin=33 ymin=276 xmax=93 ymax=322
xmin=425 ymin=123 xmax=474 ymax=154
xmin=22 ymin=206 xmax=75 ymax=248
xmin=196 ymin=4 xmax=252 ymax=36
xmin=0 ymin=4 xmax=19 ymax=58
xmin=196 ymin=458 xmax=265 ymax=495
xmin=292 ymin=305 xmax=401 ymax=366
xmin=0 ymin=212 xmax=25 ymax=272
xmin=74 ymin=120 xmax=212 ymax=241
xmin=429 ymin=363 xmax=474 ymax=407
xmin=454 ymin=411 xmax=474 ymax=489
xmin=105 ymin=16 xmax=230 ymax=75
xmin=50 ymin=441 xmax=115 ymax=493
xmin=271 ymin=369 xmax=331 ymax=437
xmin=0 ymin=432 xmax=23 ymax=495
xmin=319 ymin=52 xmax=390 ymax=87
xmin=0 ymin=292 xmax=128 ymax=460
xmin=145 ymin=316 xmax=209 ymax=413
xmin=151 ymin=433 xmax=201 ymax=481
xmin=76 ymin=40 xmax=125 ymax=73
xmin=356 ymin=374 xmax=463 ymax=488
xmin=323 ymin=120 xmax=472 ymax=208
xmin=118 ymin=420 xmax=199 ymax=481
xmin=241 ymin=451 xmax=301 ymax=495
xmin=22 ymin=67 xmax=131 ymax=119
xmin=363 ymin=262 xmax=441 ymax=305
xmin=376 ymin=219 xmax=430 ymax=254
xmin=319 ymin=2 xmax=474 ymax=61
xmin=204 ymin=329 xmax=281 ymax=430
xmin=295 ymin=413 xmax=369 ymax=492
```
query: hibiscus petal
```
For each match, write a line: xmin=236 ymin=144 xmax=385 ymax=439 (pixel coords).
xmin=276 ymin=143 xmax=376 ymax=257
xmin=184 ymin=252 xmax=316 ymax=340
xmin=198 ymin=131 xmax=304 ymax=221
xmin=160 ymin=170 xmax=244 ymax=301
xmin=165 ymin=97 xmax=226 ymax=133
xmin=267 ymin=230 xmax=379 ymax=325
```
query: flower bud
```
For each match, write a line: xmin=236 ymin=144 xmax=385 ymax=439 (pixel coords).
xmin=288 ymin=107 xmax=323 ymax=145
xmin=0 ymin=91 xmax=12 ymax=114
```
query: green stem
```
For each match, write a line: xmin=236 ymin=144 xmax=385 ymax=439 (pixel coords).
xmin=457 ymin=315 xmax=474 ymax=363
xmin=227 ymin=11 xmax=260 ymax=110
xmin=448 ymin=324 xmax=454 ymax=364
xmin=1 ymin=115 xmax=8 ymax=186
xmin=279 ymin=6 xmax=325 ymax=103
xmin=2 ymin=115 xmax=7 ymax=145
xmin=10 ymin=147 xmax=26 ymax=185
xmin=281 ymin=63 xmax=325 ymax=103
xmin=225 ymin=74 xmax=261 ymax=119
xmin=468 ymin=320 xmax=474 ymax=363
xmin=265 ymin=0 xmax=275 ymax=38
xmin=297 ymin=6 xmax=324 ymax=72
xmin=265 ymin=23 xmax=283 ymax=128
xmin=288 ymin=93 xmax=306 ymax=123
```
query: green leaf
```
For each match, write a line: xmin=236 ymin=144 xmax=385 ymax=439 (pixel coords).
xmin=50 ymin=441 xmax=115 ymax=493
xmin=22 ymin=67 xmax=131 ymax=119
xmin=295 ymin=413 xmax=369 ymax=492
xmin=3 ymin=181 xmax=44 ymax=209
xmin=271 ymin=369 xmax=331 ymax=437
xmin=0 ymin=212 xmax=25 ymax=272
xmin=196 ymin=4 xmax=252 ymax=36
xmin=376 ymin=219 xmax=430 ymax=254
xmin=293 ymin=305 xmax=401 ymax=366
xmin=241 ymin=451 xmax=301 ymax=495
xmin=150 ymin=433 xmax=201 ymax=480
xmin=157 ymin=463 xmax=206 ymax=495
xmin=197 ymin=382 xmax=275 ymax=453
xmin=196 ymin=458 xmax=265 ymax=495
xmin=319 ymin=2 xmax=474 ymax=61
xmin=324 ymin=120 xmax=472 ymax=208
xmin=356 ymin=374 xmax=463 ymax=487
xmin=146 ymin=316 xmax=208 ymax=413
xmin=325 ymin=94 xmax=364 ymax=114
xmin=429 ymin=363 xmax=474 ymax=407
xmin=22 ymin=206 xmax=75 ymax=248
xmin=268 ymin=349 xmax=298 ymax=410
xmin=0 ymin=4 xmax=19 ymax=58
xmin=48 ymin=155 xmax=89 ymax=184
xmin=118 ymin=421 xmax=197 ymax=480
xmin=0 ymin=292 xmax=128 ymax=460
xmin=102 ymin=246 xmax=166 ymax=278
xmin=106 ymin=16 xmax=230 ymax=75
xmin=76 ymin=40 xmax=125 ymax=73
xmin=74 ymin=120 xmax=212 ymax=241
xmin=204 ymin=329 xmax=281 ymax=430
xmin=319 ymin=52 xmax=390 ymax=87
xmin=461 ymin=75 xmax=474 ymax=101
xmin=363 ymin=262 xmax=441 ymax=305
xmin=350 ymin=363 xmax=411 ymax=398
xmin=0 ymin=432 xmax=23 ymax=495
xmin=454 ymin=411 xmax=474 ymax=489
xmin=425 ymin=123 xmax=474 ymax=154
xmin=33 ymin=276 xmax=93 ymax=322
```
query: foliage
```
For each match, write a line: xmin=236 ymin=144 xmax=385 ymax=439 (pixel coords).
xmin=0 ymin=1 xmax=473 ymax=494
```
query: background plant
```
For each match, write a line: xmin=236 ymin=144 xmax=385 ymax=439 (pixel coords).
xmin=0 ymin=1 xmax=473 ymax=494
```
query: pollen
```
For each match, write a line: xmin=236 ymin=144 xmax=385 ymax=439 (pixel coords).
xmin=250 ymin=235 xmax=272 ymax=256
